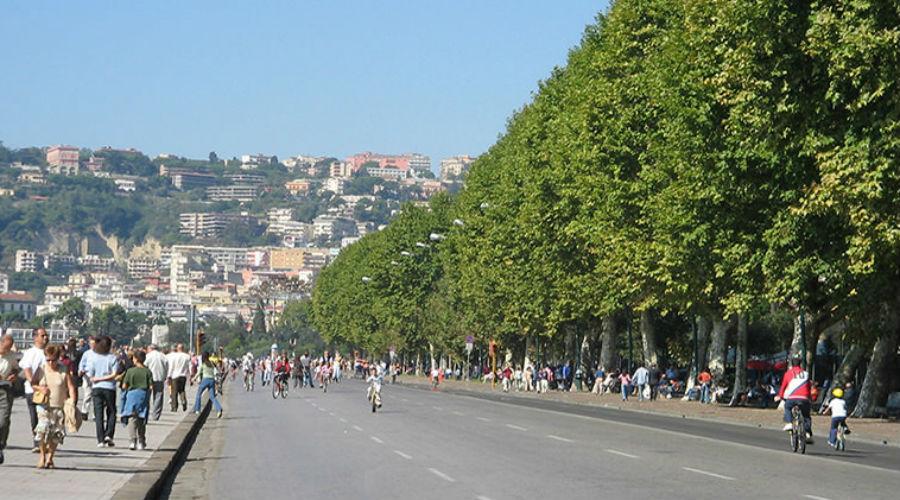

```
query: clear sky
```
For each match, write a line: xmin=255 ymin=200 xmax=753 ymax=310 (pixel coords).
xmin=1 ymin=1 xmax=607 ymax=169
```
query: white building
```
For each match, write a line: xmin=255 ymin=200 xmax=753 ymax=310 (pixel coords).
xmin=15 ymin=250 xmax=40 ymax=273
xmin=0 ymin=272 xmax=7 ymax=293
xmin=240 ymin=154 xmax=272 ymax=169
xmin=206 ymin=185 xmax=258 ymax=202
xmin=408 ymin=153 xmax=432 ymax=173
xmin=323 ymin=177 xmax=345 ymax=194
xmin=440 ymin=155 xmax=476 ymax=181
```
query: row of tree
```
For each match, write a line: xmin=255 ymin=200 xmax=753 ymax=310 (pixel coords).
xmin=311 ymin=0 xmax=900 ymax=417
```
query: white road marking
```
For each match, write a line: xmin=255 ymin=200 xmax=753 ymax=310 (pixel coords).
xmin=328 ymin=412 xmax=335 ymax=417
xmin=393 ymin=450 xmax=412 ymax=460
xmin=453 ymin=411 xmax=465 ymax=416
xmin=476 ymin=417 xmax=492 ymax=422
xmin=318 ymin=407 xmax=326 ymax=412
xmin=547 ymin=434 xmax=573 ymax=443
xmin=370 ymin=436 xmax=384 ymax=444
xmin=803 ymin=496 xmax=832 ymax=500
xmin=682 ymin=467 xmax=735 ymax=481
xmin=476 ymin=496 xmax=495 ymax=500
xmin=339 ymin=418 xmax=347 ymax=423
xmin=352 ymin=425 xmax=364 ymax=432
xmin=505 ymin=424 xmax=527 ymax=431
xmin=432 ymin=406 xmax=443 ymax=411
xmin=428 ymin=468 xmax=456 ymax=482
xmin=605 ymin=449 xmax=639 ymax=459
xmin=400 ymin=398 xmax=409 ymax=402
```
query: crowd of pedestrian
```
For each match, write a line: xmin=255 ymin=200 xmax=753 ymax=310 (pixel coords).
xmin=0 ymin=328 xmax=226 ymax=469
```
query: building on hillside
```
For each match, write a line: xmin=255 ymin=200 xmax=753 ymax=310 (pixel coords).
xmin=46 ymin=145 xmax=80 ymax=176
xmin=127 ymin=257 xmax=159 ymax=279
xmin=0 ymin=273 xmax=8 ymax=293
xmin=323 ymin=177 xmax=345 ymax=194
xmin=85 ymin=156 xmax=105 ymax=173
xmin=269 ymin=248 xmax=307 ymax=271
xmin=43 ymin=253 xmax=77 ymax=271
xmin=366 ymin=167 xmax=406 ymax=181
xmin=440 ymin=155 xmax=475 ymax=181
xmin=0 ymin=188 xmax=14 ymax=197
xmin=179 ymin=212 xmax=253 ymax=238
xmin=113 ymin=177 xmax=138 ymax=192
xmin=240 ymin=154 xmax=272 ymax=169
xmin=329 ymin=161 xmax=353 ymax=178
xmin=285 ymin=179 xmax=311 ymax=196
xmin=15 ymin=250 xmax=41 ymax=273
xmin=344 ymin=152 xmax=430 ymax=174
xmin=78 ymin=255 xmax=116 ymax=271
xmin=312 ymin=215 xmax=357 ymax=240
xmin=19 ymin=171 xmax=47 ymax=184
xmin=283 ymin=155 xmax=325 ymax=172
xmin=340 ymin=236 xmax=360 ymax=248
xmin=0 ymin=293 xmax=37 ymax=320
xmin=408 ymin=153 xmax=431 ymax=173
xmin=206 ymin=185 xmax=258 ymax=202
xmin=171 ymin=171 xmax=218 ymax=190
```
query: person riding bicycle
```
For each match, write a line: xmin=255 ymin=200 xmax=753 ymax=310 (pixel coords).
xmin=241 ymin=352 xmax=255 ymax=388
xmin=824 ymin=387 xmax=850 ymax=447
xmin=274 ymin=354 xmax=290 ymax=390
xmin=775 ymin=354 xmax=813 ymax=443
xmin=366 ymin=366 xmax=383 ymax=408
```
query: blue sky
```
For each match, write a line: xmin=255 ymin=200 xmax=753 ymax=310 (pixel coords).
xmin=1 ymin=1 xmax=607 ymax=169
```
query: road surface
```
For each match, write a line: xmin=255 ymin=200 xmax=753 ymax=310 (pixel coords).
xmin=167 ymin=378 xmax=899 ymax=500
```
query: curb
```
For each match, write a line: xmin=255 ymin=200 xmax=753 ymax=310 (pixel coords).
xmin=395 ymin=379 xmax=898 ymax=449
xmin=111 ymin=399 xmax=211 ymax=500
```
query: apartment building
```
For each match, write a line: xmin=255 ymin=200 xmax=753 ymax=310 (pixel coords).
xmin=241 ymin=154 xmax=272 ymax=169
xmin=127 ymin=257 xmax=159 ymax=279
xmin=46 ymin=145 xmax=80 ymax=175
xmin=312 ymin=215 xmax=357 ymax=240
xmin=179 ymin=212 xmax=255 ymax=238
xmin=440 ymin=155 xmax=475 ymax=181
xmin=0 ymin=293 xmax=37 ymax=320
xmin=206 ymin=185 xmax=258 ymax=202
xmin=285 ymin=179 xmax=311 ymax=195
xmin=224 ymin=173 xmax=265 ymax=185
xmin=323 ymin=177 xmax=345 ymax=194
xmin=15 ymin=250 xmax=40 ymax=273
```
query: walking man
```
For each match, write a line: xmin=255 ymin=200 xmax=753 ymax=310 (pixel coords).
xmin=20 ymin=327 xmax=48 ymax=452
xmin=166 ymin=344 xmax=191 ymax=412
xmin=78 ymin=336 xmax=97 ymax=420
xmin=0 ymin=333 xmax=19 ymax=464
xmin=144 ymin=344 xmax=168 ymax=420
xmin=633 ymin=364 xmax=650 ymax=402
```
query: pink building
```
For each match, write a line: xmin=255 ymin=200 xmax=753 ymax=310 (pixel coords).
xmin=345 ymin=152 xmax=412 ymax=174
xmin=46 ymin=145 xmax=79 ymax=174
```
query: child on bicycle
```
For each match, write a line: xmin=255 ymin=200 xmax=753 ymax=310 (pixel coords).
xmin=824 ymin=387 xmax=850 ymax=447
xmin=366 ymin=367 xmax=382 ymax=408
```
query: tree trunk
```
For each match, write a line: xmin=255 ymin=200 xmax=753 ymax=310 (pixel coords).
xmin=685 ymin=315 xmax=710 ymax=394
xmin=599 ymin=315 xmax=618 ymax=372
xmin=429 ymin=343 xmax=436 ymax=372
xmin=564 ymin=324 xmax=576 ymax=364
xmin=708 ymin=312 xmax=732 ymax=384
xmin=523 ymin=334 xmax=533 ymax=371
xmin=834 ymin=344 xmax=864 ymax=387
xmin=639 ymin=309 xmax=659 ymax=368
xmin=791 ymin=311 xmax=819 ymax=367
xmin=415 ymin=351 xmax=422 ymax=376
xmin=729 ymin=313 xmax=748 ymax=406
xmin=851 ymin=304 xmax=900 ymax=418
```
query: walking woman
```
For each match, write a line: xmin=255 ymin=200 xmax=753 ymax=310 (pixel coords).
xmin=122 ymin=350 xmax=152 ymax=450
xmin=193 ymin=352 xmax=223 ymax=418
xmin=33 ymin=344 xmax=77 ymax=468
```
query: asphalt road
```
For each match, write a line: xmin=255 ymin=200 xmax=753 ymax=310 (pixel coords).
xmin=172 ymin=378 xmax=900 ymax=500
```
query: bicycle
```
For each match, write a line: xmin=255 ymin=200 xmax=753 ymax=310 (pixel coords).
xmin=834 ymin=420 xmax=848 ymax=451
xmin=243 ymin=370 xmax=254 ymax=392
xmin=272 ymin=373 xmax=288 ymax=399
xmin=790 ymin=405 xmax=806 ymax=454
xmin=369 ymin=385 xmax=381 ymax=413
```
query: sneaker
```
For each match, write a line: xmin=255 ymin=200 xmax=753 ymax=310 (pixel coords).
xmin=0 ymin=450 xmax=5 ymax=464
xmin=805 ymin=433 xmax=814 ymax=444
xmin=129 ymin=440 xmax=136 ymax=450
xmin=782 ymin=424 xmax=793 ymax=432
xmin=216 ymin=410 xmax=223 ymax=419
xmin=31 ymin=446 xmax=39 ymax=453
xmin=105 ymin=438 xmax=115 ymax=447
xmin=138 ymin=442 xmax=146 ymax=451
xmin=97 ymin=442 xmax=107 ymax=448
xmin=844 ymin=429 xmax=851 ymax=435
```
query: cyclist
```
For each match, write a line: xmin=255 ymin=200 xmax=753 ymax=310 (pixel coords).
xmin=241 ymin=352 xmax=255 ymax=390
xmin=775 ymin=354 xmax=813 ymax=444
xmin=319 ymin=360 xmax=332 ymax=392
xmin=274 ymin=354 xmax=290 ymax=394
xmin=366 ymin=366 xmax=383 ymax=409
xmin=824 ymin=387 xmax=850 ymax=447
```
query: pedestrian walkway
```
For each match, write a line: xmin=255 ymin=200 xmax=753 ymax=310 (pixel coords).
xmin=400 ymin=375 xmax=900 ymax=447
xmin=0 ymin=386 xmax=199 ymax=499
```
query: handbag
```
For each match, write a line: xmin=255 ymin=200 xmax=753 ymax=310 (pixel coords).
xmin=32 ymin=389 xmax=49 ymax=405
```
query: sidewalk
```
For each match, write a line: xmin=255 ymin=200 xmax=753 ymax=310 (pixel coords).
xmin=399 ymin=376 xmax=900 ymax=447
xmin=0 ymin=385 xmax=202 ymax=499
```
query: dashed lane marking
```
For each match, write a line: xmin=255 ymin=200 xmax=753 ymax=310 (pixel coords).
xmin=802 ymin=496 xmax=831 ymax=500
xmin=505 ymin=424 xmax=527 ymax=431
xmin=352 ymin=425 xmax=364 ymax=432
xmin=452 ymin=411 xmax=465 ymax=416
xmin=547 ymin=434 xmax=573 ymax=443
xmin=682 ymin=467 xmax=735 ymax=481
xmin=339 ymin=418 xmax=347 ymax=423
xmin=428 ymin=468 xmax=456 ymax=482
xmin=476 ymin=496 xmax=495 ymax=500
xmin=476 ymin=417 xmax=491 ymax=422
xmin=605 ymin=449 xmax=639 ymax=459
xmin=432 ymin=406 xmax=443 ymax=411
xmin=371 ymin=436 xmax=384 ymax=444
xmin=393 ymin=450 xmax=412 ymax=460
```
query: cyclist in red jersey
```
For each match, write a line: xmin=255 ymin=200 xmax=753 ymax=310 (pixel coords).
xmin=775 ymin=354 xmax=813 ymax=443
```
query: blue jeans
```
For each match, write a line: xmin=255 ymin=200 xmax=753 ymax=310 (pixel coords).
xmin=828 ymin=417 xmax=846 ymax=445
xmin=636 ymin=383 xmax=647 ymax=401
xmin=621 ymin=383 xmax=631 ymax=400
xmin=194 ymin=378 xmax=222 ymax=412
xmin=700 ymin=383 xmax=711 ymax=403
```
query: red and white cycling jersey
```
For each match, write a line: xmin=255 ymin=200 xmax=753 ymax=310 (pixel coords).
xmin=778 ymin=366 xmax=811 ymax=401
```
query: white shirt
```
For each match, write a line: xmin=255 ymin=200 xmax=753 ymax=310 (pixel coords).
xmin=20 ymin=346 xmax=45 ymax=394
xmin=145 ymin=350 xmax=169 ymax=382
xmin=166 ymin=351 xmax=191 ymax=379
xmin=827 ymin=398 xmax=847 ymax=418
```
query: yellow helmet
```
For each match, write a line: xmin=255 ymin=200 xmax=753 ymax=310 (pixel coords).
xmin=832 ymin=388 xmax=844 ymax=399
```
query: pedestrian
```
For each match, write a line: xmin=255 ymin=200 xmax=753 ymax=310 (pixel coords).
xmin=144 ymin=344 xmax=168 ymax=420
xmin=166 ymin=343 xmax=191 ymax=412
xmin=0 ymin=333 xmax=20 ymax=465
xmin=20 ymin=327 xmax=48 ymax=452
xmin=698 ymin=367 xmax=713 ymax=404
xmin=618 ymin=370 xmax=632 ymax=401
xmin=32 ymin=344 xmax=78 ymax=469
xmin=85 ymin=336 xmax=119 ymax=447
xmin=78 ymin=336 xmax=97 ymax=420
xmin=193 ymin=352 xmax=223 ymax=418
xmin=122 ymin=350 xmax=152 ymax=450
xmin=592 ymin=366 xmax=605 ymax=395
xmin=648 ymin=365 xmax=661 ymax=401
xmin=633 ymin=364 xmax=650 ymax=402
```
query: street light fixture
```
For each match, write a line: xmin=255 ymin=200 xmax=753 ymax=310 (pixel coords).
xmin=361 ymin=276 xmax=372 ymax=283
xmin=400 ymin=251 xmax=412 ymax=257
xmin=429 ymin=233 xmax=445 ymax=242
xmin=480 ymin=202 xmax=490 ymax=210
xmin=453 ymin=219 xmax=465 ymax=227
xmin=415 ymin=242 xmax=429 ymax=248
